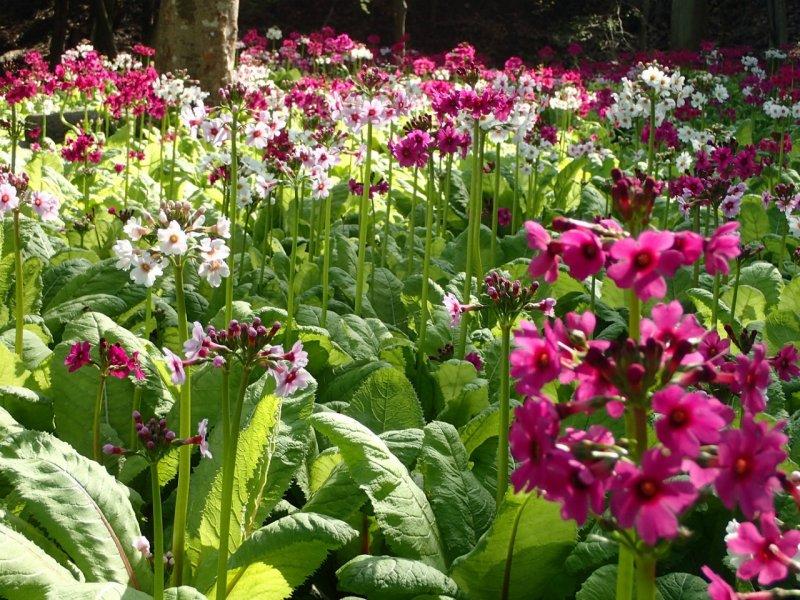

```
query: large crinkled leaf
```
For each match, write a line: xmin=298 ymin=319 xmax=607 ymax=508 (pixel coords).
xmin=186 ymin=373 xmax=285 ymax=577
xmin=50 ymin=312 xmax=173 ymax=458
xmin=737 ymin=261 xmax=783 ymax=307
xmin=43 ymin=258 xmax=131 ymax=312
xmin=0 ymin=511 xmax=78 ymax=599
xmin=336 ymin=555 xmax=459 ymax=600
xmin=418 ymin=422 xmax=494 ymax=565
xmin=720 ymin=285 xmax=765 ymax=326
xmin=575 ymin=564 xmax=617 ymax=600
xmin=318 ymin=359 xmax=392 ymax=404
xmin=655 ymin=572 xmax=708 ymax=599
xmin=309 ymin=412 xmax=446 ymax=570
xmin=765 ymin=310 xmax=800 ymax=353
xmin=0 ymin=413 xmax=152 ymax=592
xmin=433 ymin=360 xmax=489 ymax=428
xmin=43 ymin=584 xmax=206 ymax=599
xmin=210 ymin=512 xmax=357 ymax=599
xmin=343 ymin=366 xmax=424 ymax=434
xmin=458 ymin=401 xmax=519 ymax=458
xmin=450 ymin=491 xmax=576 ymax=600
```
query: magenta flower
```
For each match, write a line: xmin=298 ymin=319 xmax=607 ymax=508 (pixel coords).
xmin=273 ymin=365 xmax=312 ymax=397
xmin=442 ymin=292 xmax=465 ymax=328
xmin=733 ymin=343 xmax=771 ymax=414
xmin=701 ymin=566 xmax=736 ymax=600
xmin=465 ymin=351 xmax=483 ymax=371
xmin=770 ymin=344 xmax=800 ymax=381
xmin=726 ymin=512 xmax=800 ymax=585
xmin=510 ymin=320 xmax=561 ymax=394
xmin=509 ymin=398 xmax=560 ymax=492
xmin=607 ymin=231 xmax=681 ymax=301
xmin=610 ymin=449 xmax=698 ymax=545
xmin=669 ymin=230 xmax=704 ymax=265
xmin=698 ymin=331 xmax=730 ymax=365
xmin=525 ymin=221 xmax=560 ymax=283
xmin=560 ymin=228 xmax=605 ymax=281
xmin=652 ymin=385 xmax=733 ymax=457
xmin=712 ymin=415 xmax=786 ymax=518
xmin=497 ymin=207 xmax=511 ymax=227
xmin=65 ymin=341 xmax=92 ymax=372
xmin=106 ymin=343 xmax=144 ymax=380
xmin=704 ymin=222 xmax=741 ymax=276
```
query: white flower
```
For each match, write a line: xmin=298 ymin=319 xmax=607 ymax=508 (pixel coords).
xmin=198 ymin=259 xmax=229 ymax=287
xmin=212 ymin=217 xmax=231 ymax=239
xmin=199 ymin=237 xmax=230 ymax=262
xmin=310 ymin=174 xmax=333 ymax=199
xmin=245 ymin=121 xmax=270 ymax=149
xmin=123 ymin=217 xmax=150 ymax=241
xmin=640 ymin=66 xmax=668 ymax=91
xmin=163 ymin=347 xmax=186 ymax=385
xmin=28 ymin=190 xmax=60 ymax=221
xmin=675 ymin=151 xmax=693 ymax=173
xmin=112 ymin=239 xmax=136 ymax=270
xmin=157 ymin=220 xmax=188 ymax=255
xmin=132 ymin=535 xmax=151 ymax=558
xmin=266 ymin=26 xmax=282 ymax=40
xmin=0 ymin=183 xmax=19 ymax=214
xmin=130 ymin=253 xmax=164 ymax=287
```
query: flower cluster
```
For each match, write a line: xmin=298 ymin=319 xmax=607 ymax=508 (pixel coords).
xmin=65 ymin=338 xmax=145 ymax=380
xmin=0 ymin=168 xmax=60 ymax=221
xmin=103 ymin=411 xmax=211 ymax=461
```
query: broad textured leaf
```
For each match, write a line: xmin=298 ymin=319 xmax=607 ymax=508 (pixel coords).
xmin=739 ymin=196 xmax=770 ymax=243
xmin=211 ymin=512 xmax=357 ymax=600
xmin=765 ymin=310 xmax=800 ymax=353
xmin=450 ymin=491 xmax=576 ymax=600
xmin=417 ymin=422 xmax=494 ymax=564
xmin=433 ymin=360 xmax=489 ymax=427
xmin=575 ymin=564 xmax=617 ymax=600
xmin=737 ymin=261 xmax=783 ymax=307
xmin=778 ymin=276 xmax=800 ymax=314
xmin=720 ymin=285 xmax=765 ymax=326
xmin=310 ymin=412 xmax=446 ymax=570
xmin=655 ymin=572 xmax=708 ymax=600
xmin=343 ymin=366 xmax=424 ymax=433
xmin=336 ymin=555 xmax=459 ymax=600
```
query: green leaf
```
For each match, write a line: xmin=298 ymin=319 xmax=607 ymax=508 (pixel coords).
xmin=418 ymin=422 xmax=494 ymax=564
xmin=309 ymin=412 xmax=446 ymax=570
xmin=187 ymin=374 xmax=284 ymax=579
xmin=737 ymin=261 xmax=783 ymax=307
xmin=343 ymin=366 xmax=425 ymax=433
xmin=370 ymin=268 xmax=408 ymax=327
xmin=43 ymin=582 xmax=151 ymax=599
xmin=740 ymin=196 xmax=770 ymax=243
xmin=655 ymin=572 xmax=708 ymax=599
xmin=720 ymin=285 xmax=765 ymax=325
xmin=0 ymin=510 xmax=78 ymax=599
xmin=765 ymin=310 xmax=800 ymax=353
xmin=575 ymin=564 xmax=617 ymax=600
xmin=433 ymin=360 xmax=489 ymax=427
xmin=0 ymin=417 xmax=152 ymax=591
xmin=778 ymin=276 xmax=800 ymax=314
xmin=336 ymin=555 xmax=459 ymax=600
xmin=450 ymin=491 xmax=576 ymax=600
xmin=215 ymin=512 xmax=357 ymax=600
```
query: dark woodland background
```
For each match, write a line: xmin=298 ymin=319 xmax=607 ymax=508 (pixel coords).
xmin=1 ymin=0 xmax=799 ymax=66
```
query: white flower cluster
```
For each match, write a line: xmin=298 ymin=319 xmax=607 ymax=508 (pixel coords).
xmin=349 ymin=46 xmax=374 ymax=61
xmin=0 ymin=184 xmax=61 ymax=221
xmin=112 ymin=203 xmax=231 ymax=288
xmin=331 ymin=92 xmax=393 ymax=132
xmin=567 ymin=139 xmax=613 ymax=166
xmin=763 ymin=98 xmax=800 ymax=119
xmin=606 ymin=63 xmax=692 ymax=129
xmin=266 ymin=27 xmax=282 ymax=41
xmin=549 ymin=85 xmax=582 ymax=111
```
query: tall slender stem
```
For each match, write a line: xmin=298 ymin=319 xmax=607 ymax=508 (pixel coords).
xmin=171 ymin=260 xmax=192 ymax=585
xmin=418 ymin=159 xmax=436 ymax=366
xmin=224 ymin=108 xmax=239 ymax=325
xmin=711 ymin=272 xmax=722 ymax=329
xmin=130 ymin=288 xmax=153 ymax=445
xmin=730 ymin=259 xmax=742 ymax=321
xmin=321 ymin=190 xmax=333 ymax=327
xmin=124 ymin=110 xmax=132 ymax=209
xmin=354 ymin=122 xmax=373 ymax=316
xmin=215 ymin=366 xmax=251 ymax=599
xmin=616 ymin=549 xmax=636 ymax=600
xmin=511 ymin=142 xmax=520 ymax=231
xmin=10 ymin=103 xmax=17 ymax=172
xmin=285 ymin=185 xmax=300 ymax=342
xmin=92 ymin=374 xmax=107 ymax=462
xmin=406 ymin=167 xmax=418 ymax=274
xmin=167 ymin=124 xmax=178 ymax=201
xmin=496 ymin=322 xmax=511 ymax=506
xmin=150 ymin=461 xmax=164 ymax=600
xmin=441 ymin=154 xmax=452 ymax=234
xmin=13 ymin=210 xmax=24 ymax=355
xmin=491 ymin=143 xmax=501 ymax=266
xmin=635 ymin=553 xmax=657 ymax=600
xmin=646 ymin=90 xmax=656 ymax=175
xmin=381 ymin=123 xmax=394 ymax=269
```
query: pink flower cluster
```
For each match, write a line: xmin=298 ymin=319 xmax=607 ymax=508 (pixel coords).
xmin=65 ymin=338 xmax=145 ymax=380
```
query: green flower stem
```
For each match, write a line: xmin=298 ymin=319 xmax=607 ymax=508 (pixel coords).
xmin=10 ymin=103 xmax=17 ymax=172
xmin=123 ymin=110 xmax=132 ymax=209
xmin=406 ymin=166 xmax=418 ymax=275
xmin=711 ymin=272 xmax=722 ymax=329
xmin=511 ymin=141 xmax=520 ymax=231
xmin=635 ymin=553 xmax=657 ymax=600
xmin=158 ymin=114 xmax=167 ymax=201
xmin=472 ymin=132 xmax=486 ymax=279
xmin=354 ymin=122 xmax=373 ymax=316
xmin=167 ymin=124 xmax=178 ymax=201
xmin=730 ymin=258 xmax=742 ymax=321
xmin=92 ymin=374 xmax=107 ymax=462
xmin=456 ymin=120 xmax=482 ymax=359
xmin=495 ymin=321 xmax=511 ymax=506
xmin=647 ymin=90 xmax=656 ymax=175
xmin=215 ymin=366 xmax=251 ymax=600
xmin=259 ymin=192 xmax=275 ymax=288
xmin=692 ymin=206 xmax=701 ymax=285
xmin=440 ymin=153 xmax=452 ymax=234
xmin=171 ymin=260 xmax=192 ymax=586
xmin=130 ymin=288 xmax=153 ymax=445
xmin=321 ymin=189 xmax=333 ymax=328
xmin=616 ymin=549 xmax=636 ymax=600
xmin=150 ymin=461 xmax=164 ymax=600
xmin=224 ymin=108 xmax=239 ymax=325
xmin=381 ymin=125 xmax=395 ymax=269
xmin=490 ymin=143 xmax=501 ymax=266
xmin=417 ymin=159 xmax=436 ymax=366
xmin=285 ymin=184 xmax=301 ymax=342
xmin=237 ymin=207 xmax=252 ymax=286
xmin=530 ymin=162 xmax=543 ymax=220
xmin=13 ymin=210 xmax=24 ymax=356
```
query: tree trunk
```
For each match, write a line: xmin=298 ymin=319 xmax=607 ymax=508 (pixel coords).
xmin=91 ymin=0 xmax=117 ymax=57
xmin=638 ymin=0 xmax=651 ymax=51
xmin=393 ymin=0 xmax=407 ymax=43
xmin=767 ymin=0 xmax=788 ymax=47
xmin=156 ymin=0 xmax=239 ymax=97
xmin=670 ymin=0 xmax=706 ymax=50
xmin=49 ymin=0 xmax=69 ymax=68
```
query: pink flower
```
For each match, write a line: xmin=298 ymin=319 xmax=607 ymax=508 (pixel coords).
xmin=669 ymin=231 xmax=704 ymax=265
xmin=163 ymin=347 xmax=186 ymax=385
xmin=701 ymin=566 xmax=736 ymax=600
xmin=639 ymin=301 xmax=704 ymax=350
xmin=704 ymin=222 xmax=741 ymax=276
xmin=465 ymin=351 xmax=483 ymax=371
xmin=712 ymin=416 xmax=786 ymax=518
xmin=442 ymin=292 xmax=465 ymax=328
xmin=65 ymin=341 xmax=92 ymax=372
xmin=107 ymin=344 xmax=143 ymax=380
xmin=698 ymin=331 xmax=730 ymax=365
xmin=196 ymin=419 xmax=212 ymax=459
xmin=652 ymin=385 xmax=733 ymax=457
xmin=510 ymin=320 xmax=561 ymax=394
xmin=560 ymin=228 xmax=605 ymax=281
xmin=726 ymin=512 xmax=800 ymax=585
xmin=525 ymin=221 xmax=560 ymax=283
xmin=733 ymin=343 xmax=771 ymax=414
xmin=273 ymin=365 xmax=312 ymax=397
xmin=610 ymin=449 xmax=698 ymax=545
xmin=770 ymin=344 xmax=800 ymax=381
xmin=0 ymin=183 xmax=19 ymax=214
xmin=509 ymin=398 xmax=560 ymax=492
xmin=607 ymin=231 xmax=681 ymax=301
xmin=497 ymin=207 xmax=511 ymax=227
xmin=29 ymin=190 xmax=60 ymax=221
